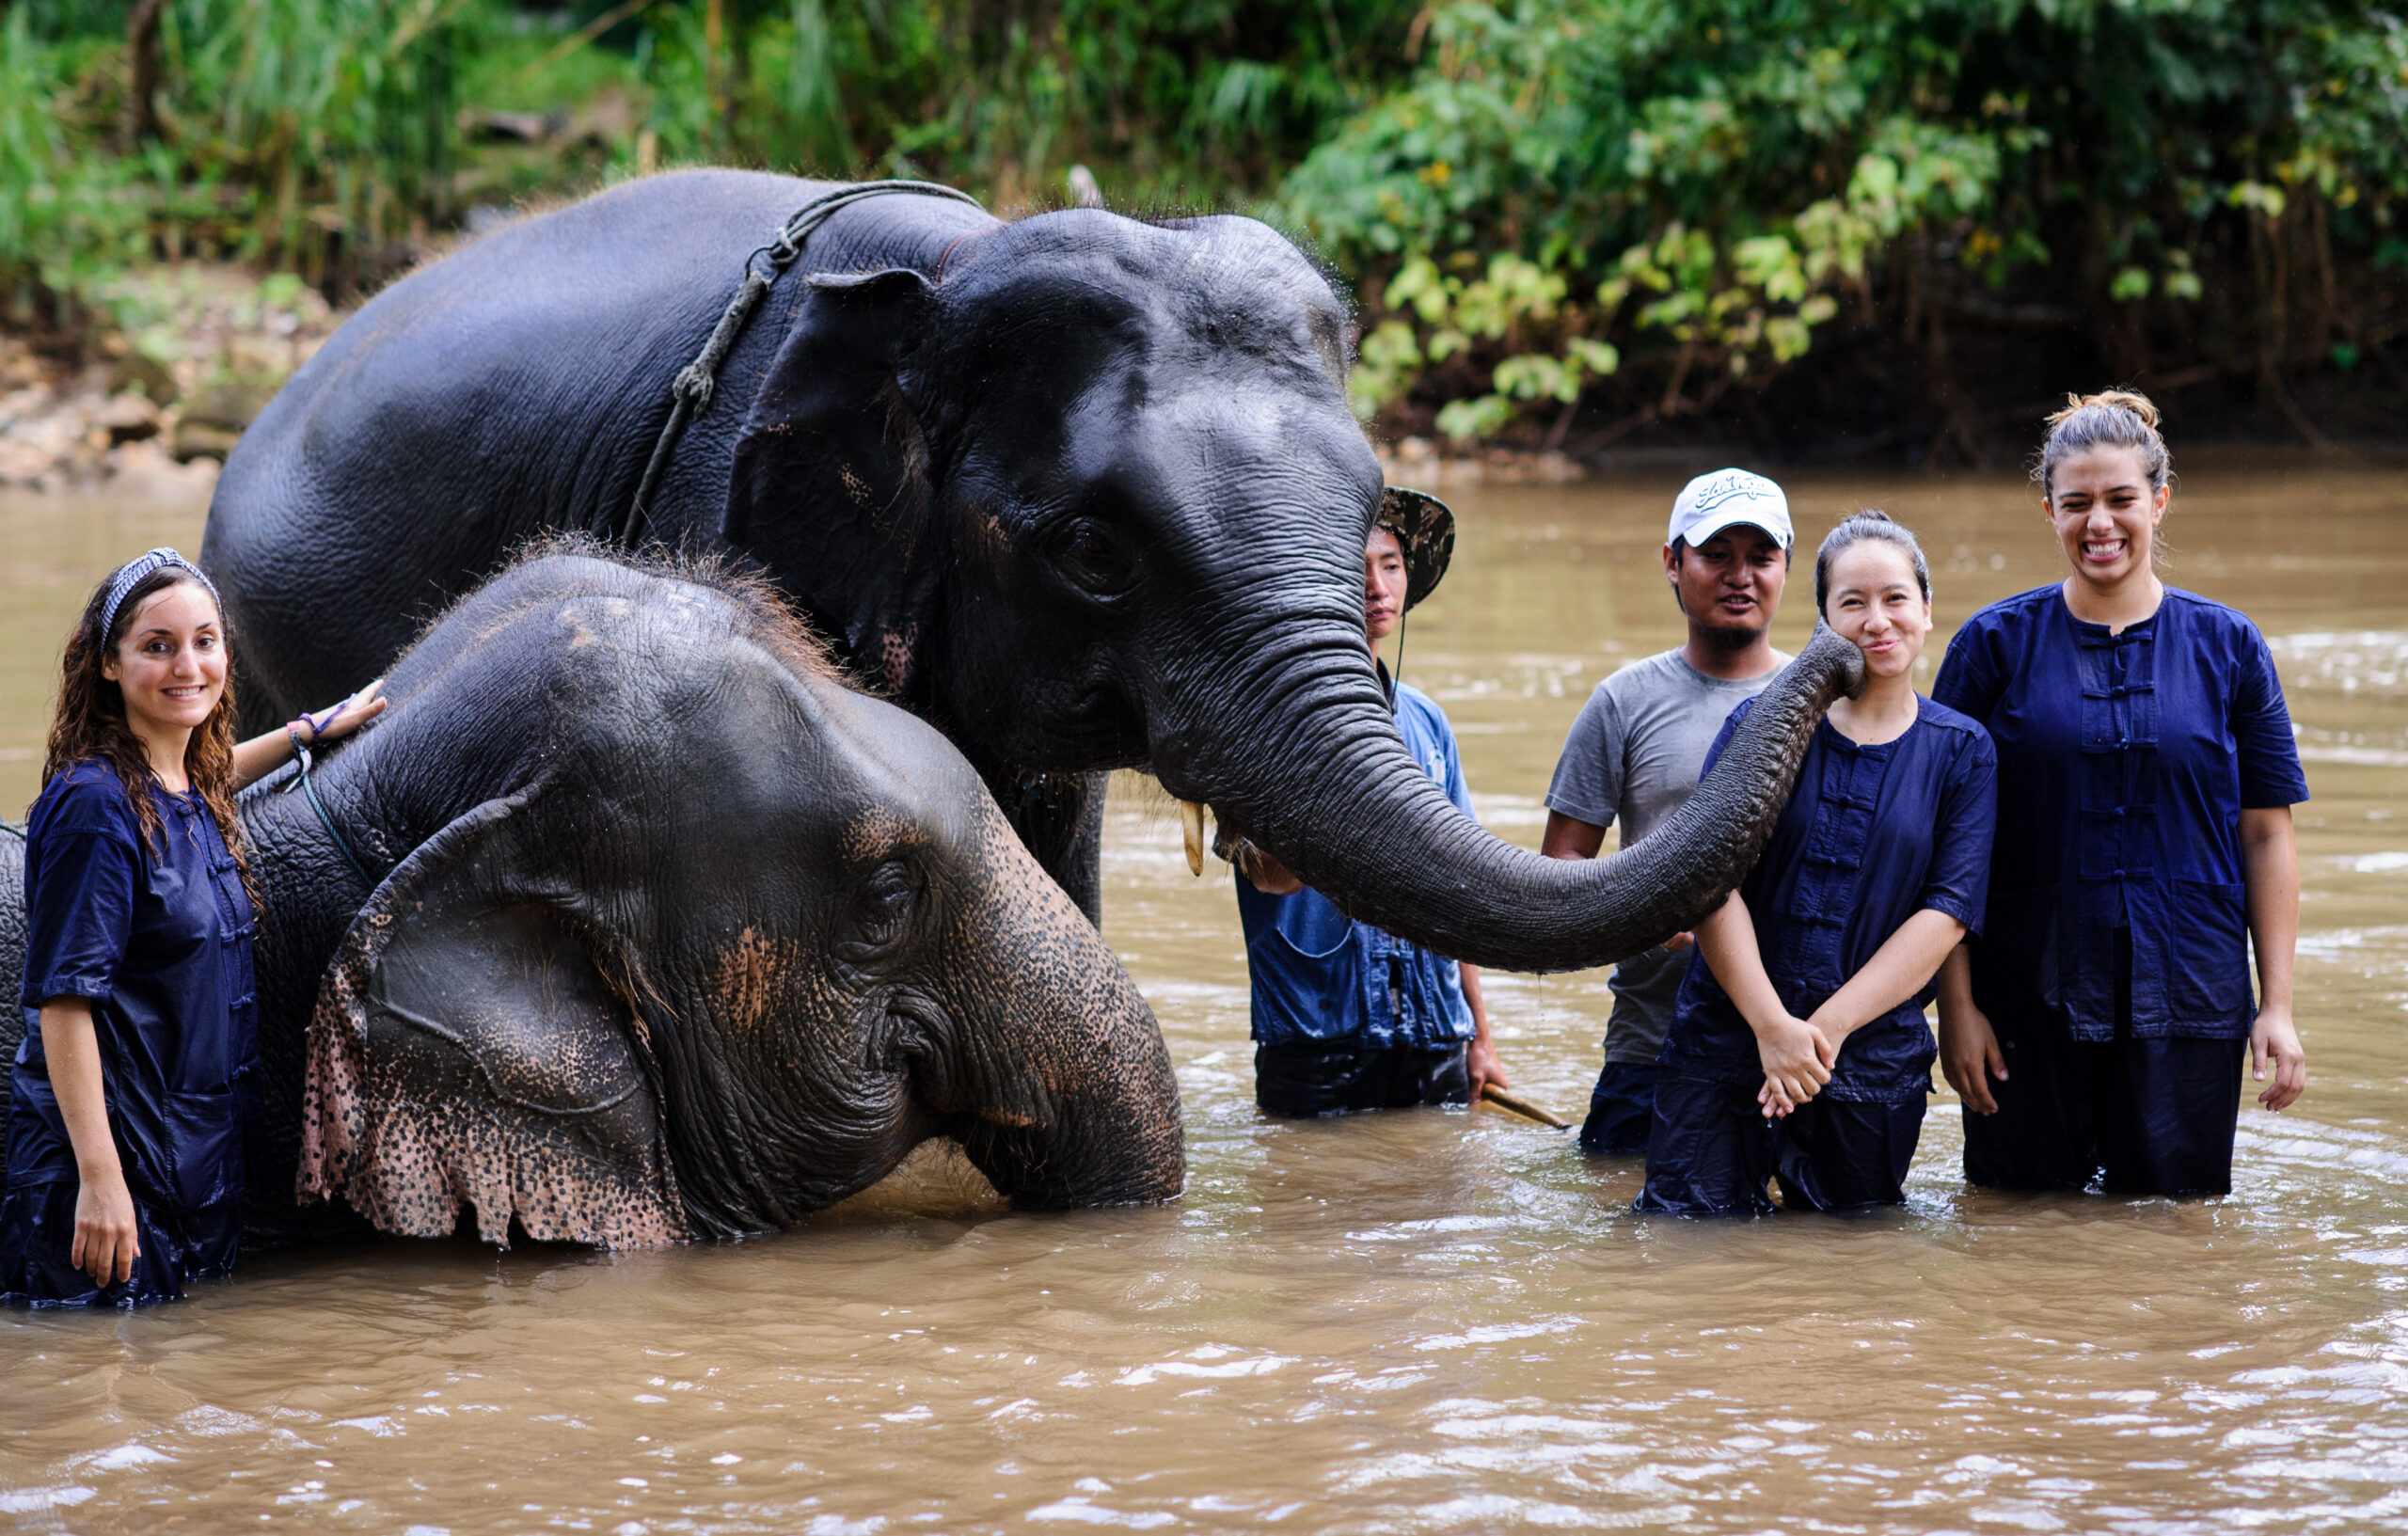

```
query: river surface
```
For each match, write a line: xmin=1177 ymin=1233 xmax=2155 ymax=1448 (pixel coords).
xmin=3 ymin=464 xmax=2406 ymax=1532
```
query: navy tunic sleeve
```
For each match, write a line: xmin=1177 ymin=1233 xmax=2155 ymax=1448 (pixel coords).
xmin=19 ymin=781 xmax=139 ymax=1014
xmin=1919 ymin=726 xmax=1997 ymax=937
xmin=2233 ymin=624 xmax=2310 ymax=810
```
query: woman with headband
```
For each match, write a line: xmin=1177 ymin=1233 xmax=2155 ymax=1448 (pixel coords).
xmin=3 ymin=549 xmax=384 ymax=1306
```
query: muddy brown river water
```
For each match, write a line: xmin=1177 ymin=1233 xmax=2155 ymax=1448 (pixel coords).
xmin=3 ymin=465 xmax=2406 ymax=1532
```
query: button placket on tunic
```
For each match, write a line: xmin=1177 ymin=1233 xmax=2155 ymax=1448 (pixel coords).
xmin=1778 ymin=737 xmax=1893 ymax=1003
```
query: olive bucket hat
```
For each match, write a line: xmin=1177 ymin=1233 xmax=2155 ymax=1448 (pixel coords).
xmin=1374 ymin=486 xmax=1456 ymax=610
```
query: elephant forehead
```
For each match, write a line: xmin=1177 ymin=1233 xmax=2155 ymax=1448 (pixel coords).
xmin=841 ymin=803 xmax=932 ymax=862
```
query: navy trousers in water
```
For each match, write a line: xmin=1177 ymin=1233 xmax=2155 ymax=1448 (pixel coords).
xmin=1254 ymin=1042 xmax=1470 ymax=1118
xmin=1637 ymin=1072 xmax=1925 ymax=1215
xmin=1578 ymin=1061 xmax=1659 ymax=1156
xmin=1964 ymin=933 xmax=2247 ymax=1196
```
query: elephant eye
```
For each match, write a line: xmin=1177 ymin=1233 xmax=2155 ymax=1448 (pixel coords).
xmin=847 ymin=862 xmax=917 ymax=955
xmin=1051 ymin=518 xmax=1139 ymax=595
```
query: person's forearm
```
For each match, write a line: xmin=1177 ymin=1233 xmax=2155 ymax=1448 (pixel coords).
xmin=40 ymin=1000 xmax=120 ymax=1182
xmin=2242 ymin=806 xmax=2299 ymax=1012
xmin=1934 ymin=944 xmax=1975 ymax=1021
xmin=1462 ymin=963 xmax=1490 ymax=1038
xmin=1540 ymin=812 xmax=1607 ymax=861
xmin=1812 ymin=909 xmax=1968 ymax=1041
xmin=1694 ymin=893 xmax=1788 ymax=1036
xmin=230 ymin=727 xmax=299 ymax=791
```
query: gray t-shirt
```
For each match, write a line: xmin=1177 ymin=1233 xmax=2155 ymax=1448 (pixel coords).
xmin=1545 ymin=647 xmax=1791 ymax=1062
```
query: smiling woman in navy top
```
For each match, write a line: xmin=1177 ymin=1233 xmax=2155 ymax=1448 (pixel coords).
xmin=3 ymin=549 xmax=383 ymax=1307
xmin=1931 ymin=391 xmax=2308 ymax=1197
xmin=1639 ymin=513 xmax=1997 ymax=1214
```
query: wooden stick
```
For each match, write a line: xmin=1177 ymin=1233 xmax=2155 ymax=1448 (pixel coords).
xmin=1481 ymin=1083 xmax=1571 ymax=1130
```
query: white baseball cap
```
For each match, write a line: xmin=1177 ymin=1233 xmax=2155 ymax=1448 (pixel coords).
xmin=1668 ymin=468 xmax=1793 ymax=550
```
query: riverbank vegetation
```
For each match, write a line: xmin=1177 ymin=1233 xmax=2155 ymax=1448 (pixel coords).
xmin=3 ymin=0 xmax=2403 ymax=472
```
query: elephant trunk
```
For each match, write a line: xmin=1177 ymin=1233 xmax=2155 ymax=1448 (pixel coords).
xmin=937 ymin=813 xmax=1185 ymax=1208
xmin=1171 ymin=622 xmax=1865 ymax=974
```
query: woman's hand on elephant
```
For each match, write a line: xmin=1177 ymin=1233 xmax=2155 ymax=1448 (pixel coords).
xmin=1752 ymin=1012 xmax=1831 ymax=1116
xmin=297 ymin=677 xmax=388 ymax=744
xmin=2250 ymin=1005 xmax=2306 ymax=1112
xmin=1937 ymin=998 xmax=2007 ymax=1115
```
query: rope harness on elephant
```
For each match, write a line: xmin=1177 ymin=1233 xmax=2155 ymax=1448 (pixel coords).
xmin=283 ymin=728 xmax=378 ymax=888
xmin=619 ymin=179 xmax=988 ymax=546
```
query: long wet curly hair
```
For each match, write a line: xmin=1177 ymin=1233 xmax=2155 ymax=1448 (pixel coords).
xmin=41 ymin=564 xmax=258 ymax=914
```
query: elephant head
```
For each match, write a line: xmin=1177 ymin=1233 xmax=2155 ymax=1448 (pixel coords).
xmin=728 ymin=207 xmax=1862 ymax=974
xmin=293 ymin=545 xmax=1181 ymax=1247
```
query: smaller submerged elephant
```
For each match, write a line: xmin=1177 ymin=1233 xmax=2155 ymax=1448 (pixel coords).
xmin=0 ymin=544 xmax=1183 ymax=1250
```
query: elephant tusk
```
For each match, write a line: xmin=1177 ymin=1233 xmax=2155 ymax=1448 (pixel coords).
xmin=1179 ymin=800 xmax=1206 ymax=877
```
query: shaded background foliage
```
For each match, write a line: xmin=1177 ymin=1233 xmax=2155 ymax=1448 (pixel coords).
xmin=3 ymin=0 xmax=2402 ymax=459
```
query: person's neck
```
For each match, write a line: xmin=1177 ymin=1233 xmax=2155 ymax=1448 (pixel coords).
xmin=1682 ymin=627 xmax=1781 ymax=681
xmin=128 ymin=718 xmax=194 ymax=794
xmin=1826 ymin=669 xmax=1919 ymax=746
xmin=2060 ymin=570 xmax=2164 ymax=634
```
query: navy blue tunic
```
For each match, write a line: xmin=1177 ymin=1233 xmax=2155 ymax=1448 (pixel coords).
xmin=1236 ymin=677 xmax=1477 ymax=1051
xmin=1931 ymin=586 xmax=2308 ymax=1040
xmin=2 ymin=761 xmax=258 ymax=1307
xmin=1659 ymin=696 xmax=1998 ymax=1101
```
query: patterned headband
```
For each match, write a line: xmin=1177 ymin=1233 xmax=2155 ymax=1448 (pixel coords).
xmin=100 ymin=547 xmax=222 ymax=645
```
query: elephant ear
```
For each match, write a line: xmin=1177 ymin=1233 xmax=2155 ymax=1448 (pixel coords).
xmin=727 ymin=267 xmax=943 ymax=698
xmin=297 ymin=795 xmax=689 ymax=1250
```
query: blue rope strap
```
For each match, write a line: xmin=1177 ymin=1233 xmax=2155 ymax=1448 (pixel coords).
xmin=287 ymin=728 xmax=374 ymax=887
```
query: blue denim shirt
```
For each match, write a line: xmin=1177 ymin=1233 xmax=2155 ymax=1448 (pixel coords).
xmin=8 ymin=762 xmax=258 ymax=1211
xmin=1662 ymin=696 xmax=1998 ymax=1101
xmin=1932 ymin=586 xmax=2309 ymax=1040
xmin=1235 ymin=675 xmax=1477 ymax=1051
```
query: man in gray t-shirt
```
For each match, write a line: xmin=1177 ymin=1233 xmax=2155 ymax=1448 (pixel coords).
xmin=1542 ymin=468 xmax=1796 ymax=1154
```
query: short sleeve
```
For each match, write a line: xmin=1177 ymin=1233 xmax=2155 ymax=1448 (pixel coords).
xmin=1918 ymin=726 xmax=1999 ymax=936
xmin=1544 ymin=684 xmax=1626 ymax=828
xmin=1696 ymin=695 xmax=1757 ymax=782
xmin=2233 ymin=625 xmax=2310 ymax=809
xmin=22 ymin=821 xmax=138 ymax=1008
xmin=1930 ymin=617 xmax=2004 ymax=725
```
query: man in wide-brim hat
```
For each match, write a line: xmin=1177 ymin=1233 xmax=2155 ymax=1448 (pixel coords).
xmin=1228 ymin=487 xmax=1510 ymax=1117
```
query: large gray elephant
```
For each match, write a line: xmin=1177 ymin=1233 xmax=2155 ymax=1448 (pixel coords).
xmin=0 ymin=546 xmax=1183 ymax=1249
xmin=202 ymin=169 xmax=1863 ymax=971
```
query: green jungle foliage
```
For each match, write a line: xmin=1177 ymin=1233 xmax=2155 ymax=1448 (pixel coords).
xmin=1283 ymin=0 xmax=2408 ymax=446
xmin=3 ymin=0 xmax=2403 ymax=448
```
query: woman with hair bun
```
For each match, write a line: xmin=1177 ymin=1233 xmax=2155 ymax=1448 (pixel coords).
xmin=1638 ymin=512 xmax=1996 ymax=1214
xmin=3 ymin=550 xmax=383 ymax=1307
xmin=1931 ymin=391 xmax=2309 ymax=1198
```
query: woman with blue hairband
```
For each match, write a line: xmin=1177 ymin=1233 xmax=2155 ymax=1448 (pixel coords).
xmin=3 ymin=549 xmax=384 ymax=1307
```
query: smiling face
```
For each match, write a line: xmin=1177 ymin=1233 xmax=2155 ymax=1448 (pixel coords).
xmin=1821 ymin=540 xmax=1931 ymax=680
xmin=1364 ymin=526 xmax=1407 ymax=643
xmin=101 ymin=578 xmax=229 ymax=746
xmin=2046 ymin=445 xmax=2167 ymax=593
xmin=1667 ymin=526 xmax=1788 ymax=647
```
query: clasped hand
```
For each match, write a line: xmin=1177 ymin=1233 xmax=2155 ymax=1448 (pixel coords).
xmin=1755 ymin=1011 xmax=1838 ymax=1119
